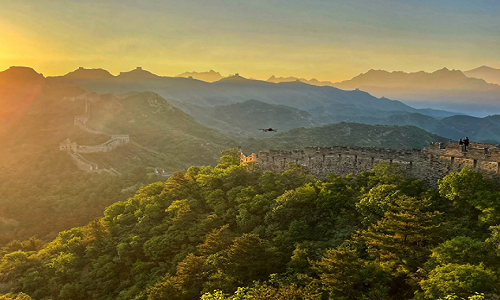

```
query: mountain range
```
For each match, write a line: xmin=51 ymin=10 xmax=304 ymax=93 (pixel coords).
xmin=48 ymin=65 xmax=500 ymax=116
xmin=58 ymin=68 xmax=456 ymax=119
xmin=332 ymin=68 xmax=500 ymax=116
xmin=8 ymin=65 xmax=499 ymax=142
xmin=161 ymin=66 xmax=500 ymax=117
xmin=4 ymin=66 xmax=500 ymax=143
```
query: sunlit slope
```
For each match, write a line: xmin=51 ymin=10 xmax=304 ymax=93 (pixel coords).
xmin=0 ymin=76 xmax=235 ymax=246
xmin=84 ymin=92 xmax=236 ymax=170
xmin=0 ymin=78 xmax=146 ymax=246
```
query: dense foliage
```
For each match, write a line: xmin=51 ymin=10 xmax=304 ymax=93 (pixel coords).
xmin=0 ymin=149 xmax=160 ymax=245
xmin=1 ymin=150 xmax=500 ymax=300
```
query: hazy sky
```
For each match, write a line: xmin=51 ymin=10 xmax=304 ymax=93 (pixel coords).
xmin=0 ymin=0 xmax=499 ymax=81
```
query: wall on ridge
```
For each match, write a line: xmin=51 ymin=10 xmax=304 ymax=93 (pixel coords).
xmin=242 ymin=142 xmax=500 ymax=186
xmin=60 ymin=136 xmax=129 ymax=154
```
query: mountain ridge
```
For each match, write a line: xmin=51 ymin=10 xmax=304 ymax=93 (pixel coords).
xmin=332 ymin=67 xmax=500 ymax=116
xmin=176 ymin=69 xmax=223 ymax=82
xmin=243 ymin=122 xmax=449 ymax=153
xmin=464 ymin=66 xmax=500 ymax=85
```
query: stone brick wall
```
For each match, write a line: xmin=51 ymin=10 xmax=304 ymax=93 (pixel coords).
xmin=241 ymin=142 xmax=500 ymax=186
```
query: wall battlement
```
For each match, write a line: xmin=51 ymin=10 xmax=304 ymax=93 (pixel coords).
xmin=241 ymin=142 xmax=500 ymax=186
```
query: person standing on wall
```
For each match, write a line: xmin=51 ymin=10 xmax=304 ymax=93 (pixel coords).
xmin=459 ymin=139 xmax=464 ymax=151
xmin=464 ymin=137 xmax=470 ymax=151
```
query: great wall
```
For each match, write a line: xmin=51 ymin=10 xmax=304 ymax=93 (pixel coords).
xmin=60 ymin=92 xmax=500 ymax=184
xmin=241 ymin=142 xmax=500 ymax=186
xmin=60 ymin=92 xmax=129 ymax=175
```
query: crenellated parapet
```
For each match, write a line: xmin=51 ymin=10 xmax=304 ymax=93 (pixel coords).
xmin=242 ymin=142 xmax=500 ymax=187
xmin=427 ymin=142 xmax=500 ymax=161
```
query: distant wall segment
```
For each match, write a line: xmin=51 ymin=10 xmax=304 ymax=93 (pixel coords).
xmin=59 ymin=92 xmax=128 ymax=175
xmin=241 ymin=142 xmax=500 ymax=186
xmin=60 ymin=135 xmax=130 ymax=154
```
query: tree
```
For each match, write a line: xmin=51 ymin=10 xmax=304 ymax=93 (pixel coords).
xmin=218 ymin=149 xmax=241 ymax=168
xmin=427 ymin=236 xmax=498 ymax=268
xmin=0 ymin=293 xmax=34 ymax=300
xmin=0 ymin=238 xmax=44 ymax=258
xmin=356 ymin=184 xmax=402 ymax=226
xmin=224 ymin=234 xmax=274 ymax=286
xmin=419 ymin=263 xmax=498 ymax=299
xmin=315 ymin=245 xmax=363 ymax=298
xmin=360 ymin=196 xmax=441 ymax=272
xmin=201 ymin=284 xmax=320 ymax=300
xmin=439 ymin=168 xmax=500 ymax=232
xmin=314 ymin=244 xmax=389 ymax=300
xmin=197 ymin=225 xmax=234 ymax=256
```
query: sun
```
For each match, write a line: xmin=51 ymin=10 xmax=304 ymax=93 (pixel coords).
xmin=0 ymin=20 xmax=50 ymax=72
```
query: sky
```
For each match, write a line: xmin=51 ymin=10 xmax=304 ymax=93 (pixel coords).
xmin=0 ymin=0 xmax=499 ymax=81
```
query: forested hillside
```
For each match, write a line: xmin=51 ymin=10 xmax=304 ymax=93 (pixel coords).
xmin=243 ymin=122 xmax=449 ymax=153
xmin=0 ymin=87 xmax=234 ymax=247
xmin=1 ymin=150 xmax=500 ymax=300
xmin=169 ymin=99 xmax=321 ymax=138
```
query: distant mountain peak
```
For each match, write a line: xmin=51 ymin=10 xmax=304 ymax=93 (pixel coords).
xmin=1 ymin=66 xmax=44 ymax=79
xmin=218 ymin=73 xmax=249 ymax=82
xmin=472 ymin=66 xmax=499 ymax=71
xmin=0 ymin=66 xmax=45 ymax=86
xmin=267 ymin=75 xmax=301 ymax=83
xmin=365 ymin=69 xmax=386 ymax=74
xmin=176 ymin=70 xmax=223 ymax=82
xmin=277 ymin=79 xmax=310 ymax=87
xmin=63 ymin=67 xmax=114 ymax=80
xmin=465 ymin=65 xmax=500 ymax=73
xmin=464 ymin=65 xmax=500 ymax=85
xmin=432 ymin=67 xmax=467 ymax=79
xmin=118 ymin=67 xmax=159 ymax=79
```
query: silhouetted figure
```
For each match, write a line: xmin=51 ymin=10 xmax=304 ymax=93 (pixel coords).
xmin=464 ymin=137 xmax=470 ymax=151
xmin=459 ymin=139 xmax=464 ymax=151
